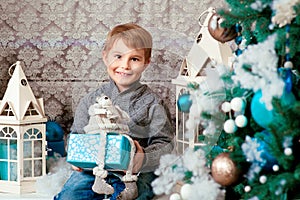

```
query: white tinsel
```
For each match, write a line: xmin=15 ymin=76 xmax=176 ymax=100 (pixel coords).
xmin=186 ymin=65 xmax=227 ymax=138
xmin=184 ymin=176 xmax=220 ymax=200
xmin=241 ymin=136 xmax=265 ymax=180
xmin=271 ymin=0 xmax=299 ymax=27
xmin=250 ymin=0 xmax=269 ymax=11
xmin=36 ymin=153 xmax=73 ymax=197
xmin=232 ymin=34 xmax=285 ymax=110
xmin=152 ymin=154 xmax=185 ymax=195
xmin=152 ymin=149 xmax=220 ymax=199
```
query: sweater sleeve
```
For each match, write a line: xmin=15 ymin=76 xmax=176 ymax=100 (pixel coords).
xmin=70 ymin=95 xmax=90 ymax=134
xmin=140 ymin=103 xmax=175 ymax=172
xmin=70 ymin=87 xmax=106 ymax=134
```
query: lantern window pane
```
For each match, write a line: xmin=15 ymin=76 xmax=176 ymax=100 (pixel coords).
xmin=10 ymin=140 xmax=17 ymax=160
xmin=2 ymin=127 xmax=7 ymax=135
xmin=37 ymin=132 xmax=42 ymax=138
xmin=24 ymin=128 xmax=41 ymax=139
xmin=24 ymin=132 xmax=29 ymax=139
xmin=0 ymin=139 xmax=18 ymax=181
xmin=0 ymin=103 xmax=14 ymax=116
xmin=24 ymin=141 xmax=32 ymax=158
xmin=0 ymin=161 xmax=8 ymax=180
xmin=34 ymin=140 xmax=42 ymax=157
xmin=0 ymin=139 xmax=8 ymax=159
xmin=181 ymin=66 xmax=189 ymax=76
xmin=34 ymin=160 xmax=42 ymax=176
xmin=23 ymin=160 xmax=32 ymax=177
xmin=10 ymin=162 xmax=17 ymax=181
xmin=25 ymin=102 xmax=39 ymax=116
xmin=0 ymin=139 xmax=17 ymax=160
xmin=0 ymin=126 xmax=17 ymax=138
xmin=12 ymin=131 xmax=17 ymax=138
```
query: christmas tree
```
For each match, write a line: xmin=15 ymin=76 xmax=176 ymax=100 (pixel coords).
xmin=152 ymin=0 xmax=300 ymax=200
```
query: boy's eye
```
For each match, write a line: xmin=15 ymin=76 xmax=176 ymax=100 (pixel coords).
xmin=131 ymin=57 xmax=140 ymax=62
xmin=114 ymin=54 xmax=122 ymax=59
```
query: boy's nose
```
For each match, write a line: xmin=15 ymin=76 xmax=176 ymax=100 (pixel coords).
xmin=120 ymin=58 xmax=130 ymax=69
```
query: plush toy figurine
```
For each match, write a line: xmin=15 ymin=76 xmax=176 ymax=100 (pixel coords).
xmin=83 ymin=95 xmax=138 ymax=200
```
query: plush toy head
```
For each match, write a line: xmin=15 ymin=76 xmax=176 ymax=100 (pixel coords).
xmin=95 ymin=95 xmax=113 ymax=108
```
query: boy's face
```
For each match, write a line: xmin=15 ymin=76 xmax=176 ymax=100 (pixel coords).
xmin=103 ymin=39 xmax=150 ymax=92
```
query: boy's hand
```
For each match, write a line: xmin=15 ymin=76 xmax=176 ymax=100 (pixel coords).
xmin=133 ymin=140 xmax=144 ymax=174
xmin=72 ymin=165 xmax=83 ymax=172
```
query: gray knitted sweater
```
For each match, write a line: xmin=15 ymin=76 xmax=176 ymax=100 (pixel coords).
xmin=70 ymin=79 xmax=175 ymax=172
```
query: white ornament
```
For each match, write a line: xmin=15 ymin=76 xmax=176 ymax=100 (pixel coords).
xmin=230 ymin=97 xmax=245 ymax=112
xmin=235 ymin=115 xmax=248 ymax=128
xmin=259 ymin=175 xmax=267 ymax=184
xmin=273 ymin=165 xmax=279 ymax=172
xmin=169 ymin=193 xmax=182 ymax=200
xmin=284 ymin=61 xmax=293 ymax=69
xmin=180 ymin=184 xmax=193 ymax=200
xmin=244 ymin=185 xmax=251 ymax=192
xmin=224 ymin=119 xmax=237 ymax=133
xmin=221 ymin=101 xmax=231 ymax=113
xmin=284 ymin=147 xmax=293 ymax=156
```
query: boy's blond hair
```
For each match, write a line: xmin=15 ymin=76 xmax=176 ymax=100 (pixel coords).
xmin=103 ymin=23 xmax=153 ymax=62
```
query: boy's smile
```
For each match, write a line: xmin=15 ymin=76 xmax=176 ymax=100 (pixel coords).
xmin=103 ymin=39 xmax=150 ymax=92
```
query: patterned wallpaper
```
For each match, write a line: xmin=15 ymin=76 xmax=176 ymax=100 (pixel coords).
xmin=0 ymin=0 xmax=226 ymax=134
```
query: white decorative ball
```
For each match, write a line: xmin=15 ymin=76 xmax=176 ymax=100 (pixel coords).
xmin=259 ymin=175 xmax=267 ymax=184
xmin=284 ymin=61 xmax=293 ymax=69
xmin=169 ymin=193 xmax=182 ymax=200
xmin=224 ymin=119 xmax=237 ymax=133
xmin=284 ymin=147 xmax=293 ymax=156
xmin=180 ymin=184 xmax=193 ymax=200
xmin=230 ymin=97 xmax=245 ymax=112
xmin=244 ymin=185 xmax=251 ymax=192
xmin=221 ymin=101 xmax=231 ymax=113
xmin=235 ymin=115 xmax=248 ymax=128
xmin=273 ymin=165 xmax=279 ymax=172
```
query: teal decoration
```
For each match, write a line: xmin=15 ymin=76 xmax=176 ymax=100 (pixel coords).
xmin=251 ymin=90 xmax=296 ymax=129
xmin=177 ymin=93 xmax=192 ymax=113
xmin=0 ymin=141 xmax=17 ymax=181
xmin=66 ymin=132 xmax=132 ymax=170
xmin=255 ymin=131 xmax=278 ymax=170
xmin=47 ymin=141 xmax=65 ymax=157
xmin=250 ymin=91 xmax=274 ymax=129
xmin=46 ymin=121 xmax=64 ymax=142
xmin=278 ymin=67 xmax=293 ymax=92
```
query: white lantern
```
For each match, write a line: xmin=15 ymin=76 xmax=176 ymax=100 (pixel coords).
xmin=172 ymin=7 xmax=233 ymax=154
xmin=0 ymin=61 xmax=47 ymax=194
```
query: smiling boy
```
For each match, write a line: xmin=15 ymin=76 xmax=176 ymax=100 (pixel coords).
xmin=54 ymin=23 xmax=174 ymax=200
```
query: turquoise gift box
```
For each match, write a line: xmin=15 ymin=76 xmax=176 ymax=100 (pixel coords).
xmin=66 ymin=132 xmax=132 ymax=170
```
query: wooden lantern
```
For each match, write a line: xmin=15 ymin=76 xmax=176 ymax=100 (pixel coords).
xmin=172 ymin=7 xmax=233 ymax=154
xmin=0 ymin=61 xmax=47 ymax=194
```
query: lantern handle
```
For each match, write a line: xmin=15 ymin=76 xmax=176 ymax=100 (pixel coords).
xmin=198 ymin=7 xmax=216 ymax=27
xmin=8 ymin=61 xmax=21 ymax=77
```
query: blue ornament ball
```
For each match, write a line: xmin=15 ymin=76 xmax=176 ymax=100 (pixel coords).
xmin=46 ymin=121 xmax=64 ymax=142
xmin=250 ymin=91 xmax=274 ymax=129
xmin=177 ymin=93 xmax=192 ymax=113
xmin=250 ymin=90 xmax=296 ymax=129
xmin=255 ymin=130 xmax=278 ymax=170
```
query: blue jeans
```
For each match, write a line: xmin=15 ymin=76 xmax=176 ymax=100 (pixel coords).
xmin=53 ymin=171 xmax=156 ymax=200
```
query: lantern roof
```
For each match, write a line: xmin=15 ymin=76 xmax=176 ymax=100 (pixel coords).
xmin=174 ymin=7 xmax=233 ymax=84
xmin=0 ymin=61 xmax=47 ymax=124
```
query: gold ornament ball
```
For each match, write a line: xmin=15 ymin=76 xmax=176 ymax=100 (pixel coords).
xmin=208 ymin=13 xmax=237 ymax=43
xmin=211 ymin=152 xmax=240 ymax=186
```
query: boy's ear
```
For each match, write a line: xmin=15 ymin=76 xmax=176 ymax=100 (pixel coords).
xmin=102 ymin=51 xmax=108 ymax=66
xmin=145 ymin=58 xmax=151 ymax=66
